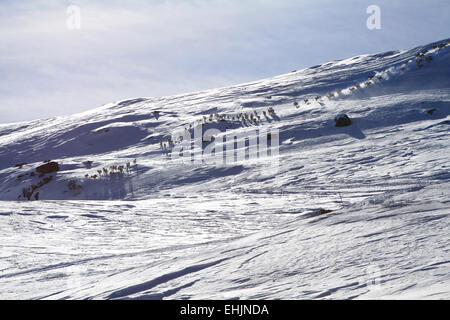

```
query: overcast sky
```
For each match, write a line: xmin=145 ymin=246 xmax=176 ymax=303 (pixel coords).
xmin=1 ymin=0 xmax=449 ymax=123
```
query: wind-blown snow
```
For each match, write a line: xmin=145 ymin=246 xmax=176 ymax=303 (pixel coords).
xmin=0 ymin=39 xmax=449 ymax=299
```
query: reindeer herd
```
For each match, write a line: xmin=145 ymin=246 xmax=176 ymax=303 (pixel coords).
xmin=87 ymin=41 xmax=450 ymax=181
xmin=157 ymin=40 xmax=449 ymax=152
xmin=293 ymin=40 xmax=449 ymax=109
xmin=159 ymin=107 xmax=277 ymax=150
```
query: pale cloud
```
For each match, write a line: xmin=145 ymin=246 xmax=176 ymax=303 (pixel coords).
xmin=0 ymin=0 xmax=449 ymax=123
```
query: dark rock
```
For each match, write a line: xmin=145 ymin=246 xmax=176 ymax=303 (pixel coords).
xmin=14 ymin=162 xmax=27 ymax=168
xmin=318 ymin=209 xmax=333 ymax=215
xmin=334 ymin=114 xmax=352 ymax=127
xmin=36 ymin=161 xmax=59 ymax=174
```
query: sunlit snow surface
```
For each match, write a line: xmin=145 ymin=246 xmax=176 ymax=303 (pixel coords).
xmin=0 ymin=39 xmax=449 ymax=299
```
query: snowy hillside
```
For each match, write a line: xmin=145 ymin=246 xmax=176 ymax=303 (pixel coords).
xmin=0 ymin=39 xmax=449 ymax=299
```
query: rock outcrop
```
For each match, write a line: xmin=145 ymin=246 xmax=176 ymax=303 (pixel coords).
xmin=36 ymin=161 xmax=59 ymax=174
xmin=334 ymin=114 xmax=352 ymax=127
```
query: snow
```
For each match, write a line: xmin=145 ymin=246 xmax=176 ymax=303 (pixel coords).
xmin=0 ymin=39 xmax=449 ymax=299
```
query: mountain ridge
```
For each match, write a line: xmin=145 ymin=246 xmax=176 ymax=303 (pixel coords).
xmin=1 ymin=38 xmax=449 ymax=299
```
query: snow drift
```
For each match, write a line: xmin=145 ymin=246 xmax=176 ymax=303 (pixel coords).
xmin=0 ymin=38 xmax=449 ymax=299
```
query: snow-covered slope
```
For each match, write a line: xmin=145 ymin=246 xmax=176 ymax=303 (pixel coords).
xmin=0 ymin=39 xmax=449 ymax=299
